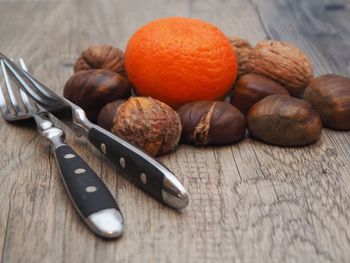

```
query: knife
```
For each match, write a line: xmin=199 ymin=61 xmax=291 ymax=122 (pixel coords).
xmin=0 ymin=54 xmax=189 ymax=209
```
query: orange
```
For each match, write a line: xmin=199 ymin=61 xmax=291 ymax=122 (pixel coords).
xmin=125 ymin=17 xmax=238 ymax=108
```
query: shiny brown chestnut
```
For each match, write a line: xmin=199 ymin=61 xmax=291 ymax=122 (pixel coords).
xmin=63 ymin=69 xmax=131 ymax=122
xmin=303 ymin=74 xmax=350 ymax=130
xmin=247 ymin=95 xmax=322 ymax=146
xmin=230 ymin=73 xmax=289 ymax=115
xmin=97 ymin=99 xmax=126 ymax=130
xmin=74 ymin=44 xmax=126 ymax=76
xmin=177 ymin=101 xmax=246 ymax=146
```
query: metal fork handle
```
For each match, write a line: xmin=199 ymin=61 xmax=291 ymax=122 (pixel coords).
xmin=54 ymin=107 xmax=190 ymax=209
xmin=0 ymin=55 xmax=189 ymax=209
xmin=0 ymin=57 xmax=124 ymax=239
xmin=36 ymin=117 xmax=124 ymax=238
xmin=33 ymin=114 xmax=65 ymax=148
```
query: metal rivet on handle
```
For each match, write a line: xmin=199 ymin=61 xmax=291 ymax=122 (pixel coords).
xmin=100 ymin=143 xmax=107 ymax=154
xmin=74 ymin=168 xmax=86 ymax=174
xmin=86 ymin=186 xmax=97 ymax=193
xmin=140 ymin=173 xmax=147 ymax=184
xmin=119 ymin=157 xmax=126 ymax=168
xmin=64 ymin=154 xmax=75 ymax=159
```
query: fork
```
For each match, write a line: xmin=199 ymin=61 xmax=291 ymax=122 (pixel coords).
xmin=0 ymin=59 xmax=123 ymax=239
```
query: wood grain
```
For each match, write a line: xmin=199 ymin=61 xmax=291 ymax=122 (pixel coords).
xmin=253 ymin=0 xmax=350 ymax=76
xmin=0 ymin=0 xmax=349 ymax=263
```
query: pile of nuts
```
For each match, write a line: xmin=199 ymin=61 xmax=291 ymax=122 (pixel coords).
xmin=64 ymin=39 xmax=350 ymax=156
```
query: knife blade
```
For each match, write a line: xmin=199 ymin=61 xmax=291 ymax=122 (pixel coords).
xmin=0 ymin=54 xmax=189 ymax=209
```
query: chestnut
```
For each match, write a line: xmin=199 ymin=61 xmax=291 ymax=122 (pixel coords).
xmin=74 ymin=44 xmax=126 ymax=76
xmin=247 ymin=95 xmax=322 ymax=146
xmin=63 ymin=69 xmax=131 ymax=122
xmin=177 ymin=101 xmax=246 ymax=146
xmin=230 ymin=73 xmax=289 ymax=115
xmin=303 ymin=74 xmax=350 ymax=130
xmin=112 ymin=97 xmax=182 ymax=156
xmin=97 ymin=99 xmax=126 ymax=130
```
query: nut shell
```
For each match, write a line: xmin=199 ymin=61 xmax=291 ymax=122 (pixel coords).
xmin=246 ymin=40 xmax=313 ymax=97
xmin=63 ymin=69 xmax=131 ymax=121
xmin=97 ymin=99 xmax=126 ymax=130
xmin=74 ymin=44 xmax=125 ymax=76
xmin=112 ymin=97 xmax=182 ymax=156
xmin=247 ymin=95 xmax=322 ymax=146
xmin=177 ymin=101 xmax=246 ymax=146
xmin=228 ymin=36 xmax=253 ymax=77
xmin=304 ymin=74 xmax=350 ymax=130
xmin=230 ymin=73 xmax=289 ymax=115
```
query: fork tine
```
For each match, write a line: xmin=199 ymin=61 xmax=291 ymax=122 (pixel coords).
xmin=7 ymin=57 xmax=57 ymax=102
xmin=2 ymin=60 xmax=53 ymax=106
xmin=18 ymin=59 xmax=37 ymax=112
xmin=0 ymin=83 xmax=10 ymax=116
xmin=1 ymin=60 xmax=21 ymax=113
xmin=1 ymin=53 xmax=58 ymax=104
xmin=18 ymin=59 xmax=27 ymax=71
xmin=19 ymin=65 xmax=58 ymax=102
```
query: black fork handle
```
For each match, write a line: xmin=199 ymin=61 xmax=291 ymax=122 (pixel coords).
xmin=87 ymin=125 xmax=189 ymax=209
xmin=53 ymin=143 xmax=124 ymax=238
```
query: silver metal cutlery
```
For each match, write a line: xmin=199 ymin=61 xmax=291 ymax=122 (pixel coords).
xmin=0 ymin=59 xmax=123 ymax=239
xmin=0 ymin=53 xmax=189 ymax=210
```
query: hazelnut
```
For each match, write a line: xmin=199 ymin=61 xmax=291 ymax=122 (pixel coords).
xmin=304 ymin=74 xmax=350 ymax=130
xmin=246 ymin=40 xmax=313 ymax=97
xmin=63 ymin=69 xmax=131 ymax=121
xmin=227 ymin=36 xmax=253 ymax=77
xmin=74 ymin=44 xmax=126 ymax=76
xmin=97 ymin=99 xmax=126 ymax=130
xmin=247 ymin=95 xmax=322 ymax=146
xmin=112 ymin=97 xmax=182 ymax=156
xmin=230 ymin=73 xmax=289 ymax=115
xmin=177 ymin=101 xmax=246 ymax=146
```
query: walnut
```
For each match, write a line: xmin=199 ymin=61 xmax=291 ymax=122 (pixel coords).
xmin=112 ymin=97 xmax=182 ymax=156
xmin=246 ymin=40 xmax=313 ymax=97
xmin=74 ymin=44 xmax=125 ymax=76
xmin=227 ymin=36 xmax=253 ymax=77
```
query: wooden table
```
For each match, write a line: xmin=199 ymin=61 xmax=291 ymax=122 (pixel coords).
xmin=0 ymin=0 xmax=349 ymax=262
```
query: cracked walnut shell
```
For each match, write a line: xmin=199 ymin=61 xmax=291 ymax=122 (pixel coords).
xmin=112 ymin=97 xmax=182 ymax=156
xmin=246 ymin=40 xmax=313 ymax=97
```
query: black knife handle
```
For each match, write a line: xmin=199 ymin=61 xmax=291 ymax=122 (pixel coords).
xmin=88 ymin=125 xmax=166 ymax=202
xmin=54 ymin=144 xmax=120 ymax=217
